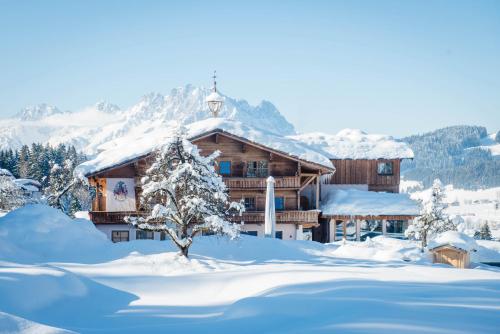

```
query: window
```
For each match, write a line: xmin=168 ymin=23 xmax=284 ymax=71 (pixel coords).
xmin=275 ymin=231 xmax=283 ymax=239
xmin=244 ymin=197 xmax=256 ymax=211
xmin=219 ymin=161 xmax=231 ymax=176
xmin=112 ymin=231 xmax=129 ymax=243
xmin=246 ymin=161 xmax=268 ymax=177
xmin=242 ymin=231 xmax=258 ymax=236
xmin=136 ymin=230 xmax=154 ymax=240
xmin=386 ymin=220 xmax=404 ymax=234
xmin=360 ymin=220 xmax=383 ymax=241
xmin=275 ymin=197 xmax=284 ymax=211
xmin=160 ymin=232 xmax=166 ymax=241
xmin=377 ymin=161 xmax=393 ymax=175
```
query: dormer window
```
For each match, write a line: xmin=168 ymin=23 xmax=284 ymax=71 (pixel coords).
xmin=377 ymin=161 xmax=393 ymax=175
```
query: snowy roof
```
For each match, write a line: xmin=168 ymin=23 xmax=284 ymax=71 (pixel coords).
xmin=428 ymin=231 xmax=477 ymax=252
xmin=13 ymin=179 xmax=41 ymax=192
xmin=76 ymin=118 xmax=335 ymax=177
xmin=321 ymin=188 xmax=420 ymax=217
xmin=206 ymin=91 xmax=223 ymax=102
xmin=290 ymin=129 xmax=414 ymax=159
xmin=0 ymin=168 xmax=14 ymax=177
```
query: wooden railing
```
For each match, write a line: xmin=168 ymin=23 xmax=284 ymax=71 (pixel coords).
xmin=89 ymin=211 xmax=145 ymax=224
xmin=232 ymin=210 xmax=319 ymax=224
xmin=89 ymin=210 xmax=319 ymax=225
xmin=223 ymin=176 xmax=300 ymax=189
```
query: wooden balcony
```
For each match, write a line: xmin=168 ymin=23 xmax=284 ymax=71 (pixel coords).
xmin=223 ymin=176 xmax=300 ymax=189
xmin=89 ymin=210 xmax=319 ymax=225
xmin=89 ymin=211 xmax=145 ymax=224
xmin=232 ymin=210 xmax=319 ymax=224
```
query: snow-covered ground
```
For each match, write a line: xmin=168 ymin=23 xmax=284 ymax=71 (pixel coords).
xmin=402 ymin=181 xmax=500 ymax=239
xmin=1 ymin=205 xmax=500 ymax=333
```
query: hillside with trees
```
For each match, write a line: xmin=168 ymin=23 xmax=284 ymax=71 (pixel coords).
xmin=0 ymin=144 xmax=89 ymax=215
xmin=401 ymin=126 xmax=500 ymax=189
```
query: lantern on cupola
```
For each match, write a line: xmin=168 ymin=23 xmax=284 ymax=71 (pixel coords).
xmin=206 ymin=71 xmax=223 ymax=117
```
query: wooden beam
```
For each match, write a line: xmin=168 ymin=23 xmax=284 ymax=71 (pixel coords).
xmin=215 ymin=133 xmax=219 ymax=144
xmin=315 ymin=175 xmax=320 ymax=209
xmin=299 ymin=175 xmax=315 ymax=191
xmin=301 ymin=172 xmax=318 ymax=176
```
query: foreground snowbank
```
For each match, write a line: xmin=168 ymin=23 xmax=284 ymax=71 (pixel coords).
xmin=1 ymin=205 xmax=500 ymax=333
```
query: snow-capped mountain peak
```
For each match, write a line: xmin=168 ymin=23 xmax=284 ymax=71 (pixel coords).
xmin=0 ymin=85 xmax=296 ymax=154
xmin=15 ymin=104 xmax=67 ymax=121
xmin=94 ymin=101 xmax=121 ymax=114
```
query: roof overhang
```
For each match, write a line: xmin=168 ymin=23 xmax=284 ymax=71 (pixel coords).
xmin=86 ymin=128 xmax=336 ymax=178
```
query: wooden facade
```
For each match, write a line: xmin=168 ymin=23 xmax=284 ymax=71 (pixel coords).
xmin=327 ymin=158 xmax=400 ymax=193
xmin=87 ymin=130 xmax=333 ymax=229
xmin=431 ymin=245 xmax=470 ymax=269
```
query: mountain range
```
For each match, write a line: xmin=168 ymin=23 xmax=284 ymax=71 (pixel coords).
xmin=0 ymin=85 xmax=498 ymax=189
xmin=0 ymin=85 xmax=294 ymax=154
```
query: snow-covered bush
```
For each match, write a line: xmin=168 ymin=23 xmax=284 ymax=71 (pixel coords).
xmin=0 ymin=175 xmax=26 ymax=211
xmin=126 ymin=130 xmax=243 ymax=257
xmin=405 ymin=179 xmax=456 ymax=251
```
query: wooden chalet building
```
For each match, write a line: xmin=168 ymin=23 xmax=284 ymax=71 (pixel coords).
xmin=84 ymin=123 xmax=335 ymax=243
xmin=81 ymin=118 xmax=419 ymax=243
xmin=320 ymin=157 xmax=419 ymax=242
xmin=80 ymin=78 xmax=419 ymax=243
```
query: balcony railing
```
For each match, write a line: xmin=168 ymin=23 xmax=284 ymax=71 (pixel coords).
xmin=232 ymin=210 xmax=319 ymax=224
xmin=223 ymin=176 xmax=300 ymax=189
xmin=89 ymin=210 xmax=319 ymax=225
xmin=89 ymin=211 xmax=145 ymax=224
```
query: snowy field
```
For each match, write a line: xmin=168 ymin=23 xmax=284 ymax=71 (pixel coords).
xmin=401 ymin=181 xmax=500 ymax=239
xmin=1 ymin=206 xmax=500 ymax=334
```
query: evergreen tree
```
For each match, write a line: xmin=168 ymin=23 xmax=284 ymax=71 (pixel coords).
xmin=474 ymin=222 xmax=492 ymax=240
xmin=126 ymin=131 xmax=243 ymax=257
xmin=0 ymin=175 xmax=26 ymax=211
xmin=17 ymin=145 xmax=30 ymax=178
xmin=405 ymin=179 xmax=457 ymax=251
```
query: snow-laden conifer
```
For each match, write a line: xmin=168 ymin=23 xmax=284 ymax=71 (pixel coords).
xmin=474 ymin=222 xmax=492 ymax=240
xmin=0 ymin=174 xmax=26 ymax=211
xmin=405 ymin=179 xmax=456 ymax=251
xmin=126 ymin=129 xmax=244 ymax=257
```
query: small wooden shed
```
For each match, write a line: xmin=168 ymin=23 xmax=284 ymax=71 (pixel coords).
xmin=430 ymin=244 xmax=470 ymax=269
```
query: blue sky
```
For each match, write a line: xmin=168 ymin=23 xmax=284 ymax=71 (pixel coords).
xmin=0 ymin=0 xmax=499 ymax=136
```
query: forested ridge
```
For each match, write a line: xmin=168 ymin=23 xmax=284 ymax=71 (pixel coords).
xmin=401 ymin=126 xmax=500 ymax=189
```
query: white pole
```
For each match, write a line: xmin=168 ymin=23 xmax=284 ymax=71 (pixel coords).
xmin=296 ymin=224 xmax=303 ymax=240
xmin=264 ymin=176 xmax=276 ymax=238
xmin=356 ymin=220 xmax=361 ymax=242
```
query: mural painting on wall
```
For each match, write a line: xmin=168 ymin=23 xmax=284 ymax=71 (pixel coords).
xmin=106 ymin=178 xmax=136 ymax=212
xmin=113 ymin=181 xmax=129 ymax=201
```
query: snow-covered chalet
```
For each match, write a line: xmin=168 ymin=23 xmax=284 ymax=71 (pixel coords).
xmin=78 ymin=116 xmax=419 ymax=243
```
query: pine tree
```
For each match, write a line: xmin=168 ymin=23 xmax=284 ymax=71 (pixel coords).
xmin=474 ymin=222 xmax=492 ymax=240
xmin=17 ymin=145 xmax=30 ymax=178
xmin=126 ymin=131 xmax=243 ymax=257
xmin=405 ymin=179 xmax=457 ymax=251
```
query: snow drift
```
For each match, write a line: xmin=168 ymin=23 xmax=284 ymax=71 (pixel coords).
xmin=0 ymin=205 xmax=110 ymax=263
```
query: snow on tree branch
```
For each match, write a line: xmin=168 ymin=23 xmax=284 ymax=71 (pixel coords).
xmin=126 ymin=129 xmax=243 ymax=257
